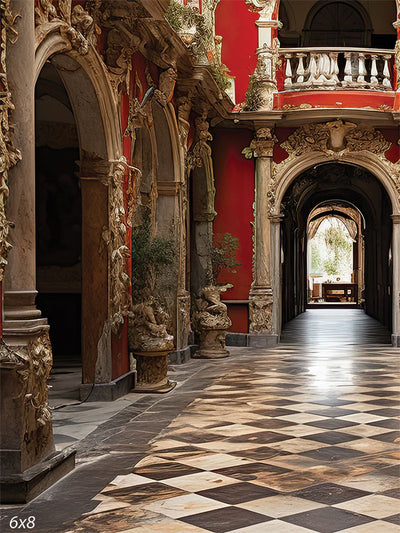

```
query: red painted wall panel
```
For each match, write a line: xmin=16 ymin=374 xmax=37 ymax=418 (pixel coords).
xmin=227 ymin=305 xmax=248 ymax=333
xmin=215 ymin=0 xmax=258 ymax=103
xmin=213 ymin=128 xmax=254 ymax=305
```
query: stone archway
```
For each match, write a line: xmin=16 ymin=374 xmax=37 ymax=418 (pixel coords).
xmin=271 ymin=122 xmax=400 ymax=345
xmin=4 ymin=4 xmax=129 ymax=393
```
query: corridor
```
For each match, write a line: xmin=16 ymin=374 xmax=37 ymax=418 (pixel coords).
xmin=2 ymin=310 xmax=399 ymax=533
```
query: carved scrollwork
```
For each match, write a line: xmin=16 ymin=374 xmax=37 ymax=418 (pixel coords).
xmin=268 ymin=121 xmax=398 ymax=216
xmin=249 ymin=290 xmax=273 ymax=333
xmin=154 ymin=67 xmax=177 ymax=107
xmin=0 ymin=332 xmax=53 ymax=433
xmin=245 ymin=0 xmax=275 ymax=17
xmin=102 ymin=157 xmax=132 ymax=334
xmin=186 ymin=115 xmax=213 ymax=170
xmin=242 ymin=128 xmax=277 ymax=159
xmin=0 ymin=0 xmax=22 ymax=281
xmin=35 ymin=0 xmax=98 ymax=55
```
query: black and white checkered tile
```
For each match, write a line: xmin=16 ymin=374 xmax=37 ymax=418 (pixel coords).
xmin=67 ymin=312 xmax=400 ymax=533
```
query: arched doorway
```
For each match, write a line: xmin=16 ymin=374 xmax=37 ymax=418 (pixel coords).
xmin=34 ymin=36 xmax=123 ymax=387
xmin=35 ymin=61 xmax=81 ymax=365
xmin=307 ymin=201 xmax=364 ymax=307
xmin=303 ymin=0 xmax=371 ymax=47
xmin=280 ymin=163 xmax=393 ymax=336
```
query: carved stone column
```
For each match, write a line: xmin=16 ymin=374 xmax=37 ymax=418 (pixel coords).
xmin=175 ymin=93 xmax=193 ymax=357
xmin=244 ymin=0 xmax=281 ymax=111
xmin=244 ymin=128 xmax=279 ymax=347
xmin=1 ymin=0 xmax=75 ymax=503
xmin=188 ymin=112 xmax=216 ymax=295
xmin=392 ymin=214 xmax=400 ymax=346
xmin=3 ymin=0 xmax=39 ymax=333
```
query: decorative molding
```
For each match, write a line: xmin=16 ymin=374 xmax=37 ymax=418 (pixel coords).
xmin=0 ymin=0 xmax=22 ymax=281
xmin=35 ymin=0 xmax=98 ymax=55
xmin=176 ymin=93 xmax=192 ymax=148
xmin=186 ymin=114 xmax=213 ymax=169
xmin=249 ymin=288 xmax=273 ymax=333
xmin=187 ymin=114 xmax=217 ymax=222
xmin=242 ymin=128 xmax=277 ymax=159
xmin=269 ymin=121 xmax=400 ymax=216
xmin=0 ymin=331 xmax=53 ymax=448
xmin=154 ymin=67 xmax=177 ymax=107
xmin=245 ymin=0 xmax=275 ymax=18
xmin=395 ymin=39 xmax=400 ymax=89
xmin=244 ymin=38 xmax=280 ymax=111
xmin=101 ymin=157 xmax=132 ymax=335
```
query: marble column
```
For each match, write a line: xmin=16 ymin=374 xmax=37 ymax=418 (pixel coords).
xmin=247 ymin=128 xmax=279 ymax=347
xmin=392 ymin=214 xmax=400 ymax=346
xmin=3 ymin=0 xmax=42 ymax=336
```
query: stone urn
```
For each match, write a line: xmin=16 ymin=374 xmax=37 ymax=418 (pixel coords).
xmin=193 ymin=284 xmax=233 ymax=358
xmin=128 ymin=298 xmax=176 ymax=393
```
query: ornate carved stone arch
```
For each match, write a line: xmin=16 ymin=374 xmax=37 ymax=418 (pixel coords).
xmin=273 ymin=151 xmax=400 ymax=217
xmin=34 ymin=24 xmax=126 ymax=385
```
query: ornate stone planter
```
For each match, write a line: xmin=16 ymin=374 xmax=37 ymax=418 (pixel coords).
xmin=128 ymin=298 xmax=176 ymax=393
xmin=133 ymin=350 xmax=176 ymax=393
xmin=193 ymin=284 xmax=233 ymax=359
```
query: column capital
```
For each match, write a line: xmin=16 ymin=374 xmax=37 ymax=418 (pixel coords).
xmin=242 ymin=128 xmax=277 ymax=159
xmin=391 ymin=214 xmax=400 ymax=224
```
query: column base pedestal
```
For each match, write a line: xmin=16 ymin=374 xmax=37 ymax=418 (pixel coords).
xmin=247 ymin=333 xmax=279 ymax=348
xmin=192 ymin=348 xmax=230 ymax=359
xmin=391 ymin=334 xmax=400 ymax=347
xmin=0 ymin=448 xmax=76 ymax=504
xmin=133 ymin=351 xmax=175 ymax=393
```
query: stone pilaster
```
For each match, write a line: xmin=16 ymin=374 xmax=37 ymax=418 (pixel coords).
xmin=392 ymin=214 xmax=400 ymax=346
xmin=243 ymin=128 xmax=279 ymax=347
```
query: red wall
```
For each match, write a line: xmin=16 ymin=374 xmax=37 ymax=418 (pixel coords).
xmin=215 ymin=0 xmax=258 ymax=104
xmin=213 ymin=128 xmax=255 ymax=332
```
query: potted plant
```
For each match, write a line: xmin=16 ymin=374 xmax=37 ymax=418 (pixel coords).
xmin=193 ymin=233 xmax=240 ymax=358
xmin=128 ymin=217 xmax=176 ymax=392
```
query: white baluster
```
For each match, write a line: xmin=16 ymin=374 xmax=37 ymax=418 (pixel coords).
xmin=356 ymin=53 xmax=367 ymax=86
xmin=296 ymin=53 xmax=306 ymax=86
xmin=382 ymin=54 xmax=393 ymax=89
xmin=307 ymin=52 xmax=318 ymax=86
xmin=284 ymin=54 xmax=293 ymax=89
xmin=329 ymin=52 xmax=340 ymax=85
xmin=370 ymin=54 xmax=379 ymax=88
xmin=343 ymin=52 xmax=353 ymax=87
xmin=315 ymin=53 xmax=329 ymax=85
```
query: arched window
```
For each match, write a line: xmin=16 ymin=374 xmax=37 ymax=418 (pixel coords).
xmin=303 ymin=1 xmax=370 ymax=47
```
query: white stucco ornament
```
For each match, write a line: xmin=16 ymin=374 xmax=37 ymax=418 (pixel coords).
xmin=245 ymin=0 xmax=275 ymax=19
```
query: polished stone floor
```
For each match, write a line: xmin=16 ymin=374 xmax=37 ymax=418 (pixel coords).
xmin=1 ymin=310 xmax=399 ymax=533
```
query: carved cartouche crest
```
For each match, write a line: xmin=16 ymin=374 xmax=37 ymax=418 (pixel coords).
xmin=242 ymin=127 xmax=277 ymax=159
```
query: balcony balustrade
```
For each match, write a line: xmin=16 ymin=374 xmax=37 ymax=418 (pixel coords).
xmin=280 ymin=48 xmax=395 ymax=92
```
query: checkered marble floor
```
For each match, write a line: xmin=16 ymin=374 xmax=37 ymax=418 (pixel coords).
xmin=65 ymin=310 xmax=400 ymax=533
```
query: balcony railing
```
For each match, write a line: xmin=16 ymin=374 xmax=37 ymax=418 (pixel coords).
xmin=280 ymin=48 xmax=395 ymax=92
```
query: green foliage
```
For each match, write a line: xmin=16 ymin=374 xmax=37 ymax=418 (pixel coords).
xmin=210 ymin=64 xmax=231 ymax=92
xmin=211 ymin=233 xmax=241 ymax=283
xmin=165 ymin=1 xmax=198 ymax=32
xmin=132 ymin=218 xmax=176 ymax=302
xmin=324 ymin=226 xmax=352 ymax=252
xmin=323 ymin=257 xmax=339 ymax=276
xmin=166 ymin=1 xmax=230 ymax=94
xmin=311 ymin=242 xmax=322 ymax=273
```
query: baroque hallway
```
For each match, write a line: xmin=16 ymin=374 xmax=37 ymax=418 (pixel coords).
xmin=3 ymin=310 xmax=399 ymax=533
